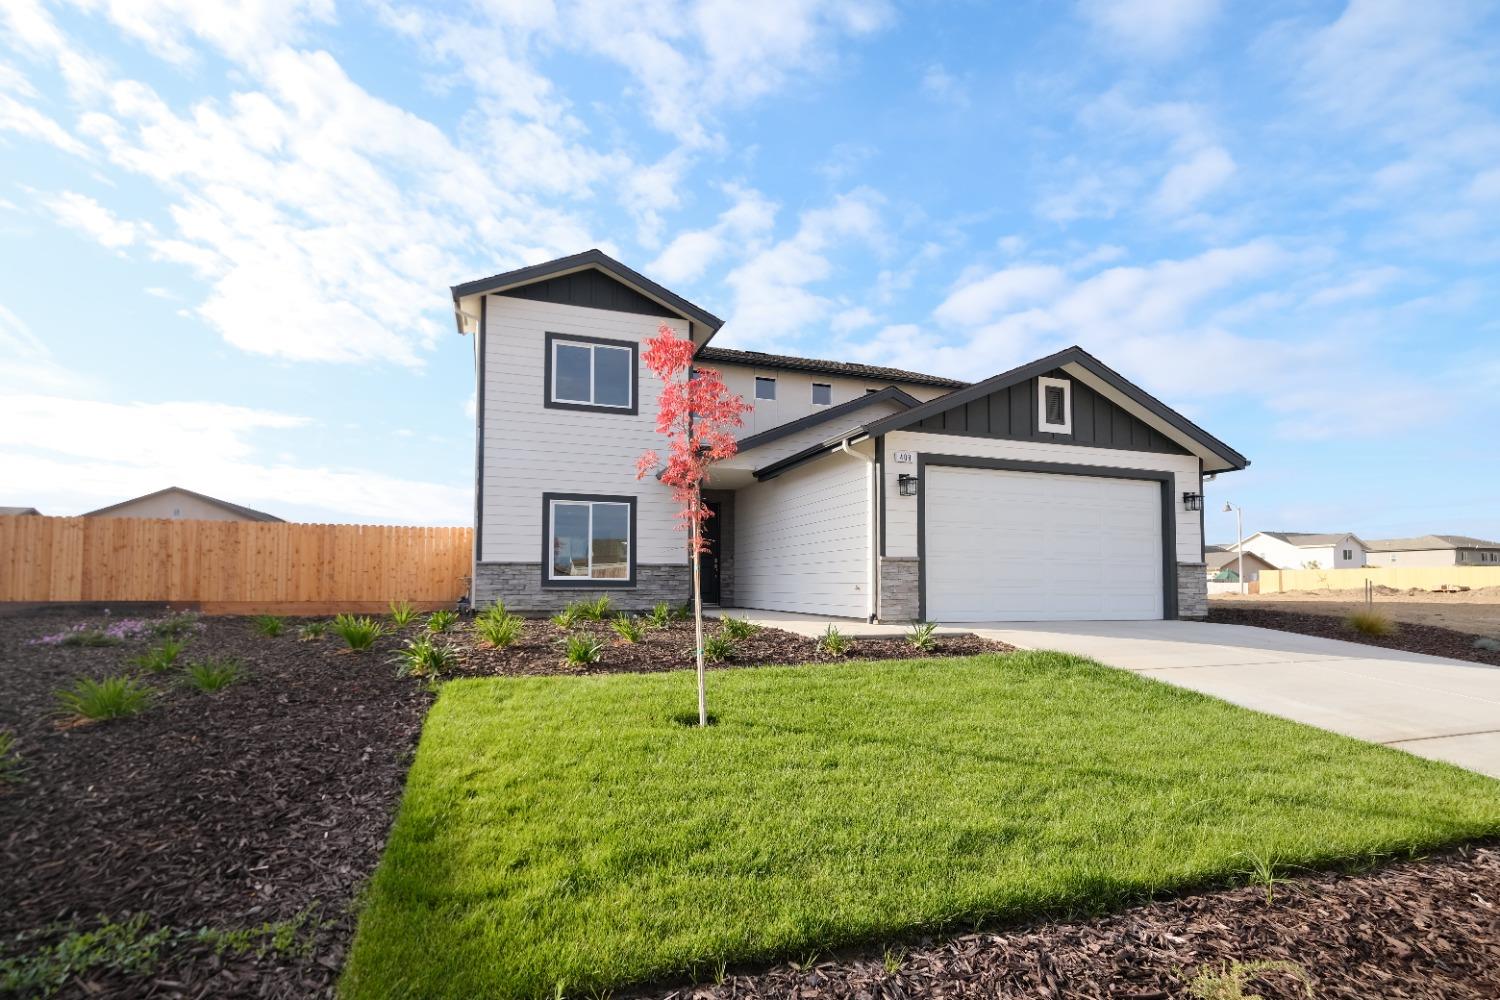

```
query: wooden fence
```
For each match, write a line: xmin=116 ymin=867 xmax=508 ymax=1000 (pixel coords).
xmin=1258 ymin=565 xmax=1500 ymax=595
xmin=0 ymin=515 xmax=473 ymax=614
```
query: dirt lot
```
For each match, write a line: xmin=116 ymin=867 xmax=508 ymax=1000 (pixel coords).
xmin=1212 ymin=586 xmax=1500 ymax=641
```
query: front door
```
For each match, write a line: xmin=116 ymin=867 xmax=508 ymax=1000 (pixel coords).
xmin=699 ymin=500 xmax=722 ymax=605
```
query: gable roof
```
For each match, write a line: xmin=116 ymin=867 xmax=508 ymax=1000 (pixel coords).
xmin=83 ymin=487 xmax=284 ymax=522
xmin=859 ymin=345 xmax=1248 ymax=473
xmin=452 ymin=249 xmax=724 ymax=336
xmin=1205 ymin=549 xmax=1277 ymax=572
xmin=1366 ymin=534 xmax=1500 ymax=552
xmin=697 ymin=346 xmax=966 ymax=389
xmin=1246 ymin=531 xmax=1360 ymax=548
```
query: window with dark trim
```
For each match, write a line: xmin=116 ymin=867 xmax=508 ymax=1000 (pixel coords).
xmin=811 ymin=382 xmax=832 ymax=406
xmin=1342 ymin=548 xmax=1352 ymax=561
xmin=755 ymin=377 xmax=776 ymax=400
xmin=544 ymin=332 xmax=638 ymax=414
xmin=542 ymin=493 xmax=636 ymax=587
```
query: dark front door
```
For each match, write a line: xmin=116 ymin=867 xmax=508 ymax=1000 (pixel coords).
xmin=699 ymin=500 xmax=722 ymax=605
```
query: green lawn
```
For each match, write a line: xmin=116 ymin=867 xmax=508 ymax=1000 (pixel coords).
xmin=342 ymin=653 xmax=1500 ymax=999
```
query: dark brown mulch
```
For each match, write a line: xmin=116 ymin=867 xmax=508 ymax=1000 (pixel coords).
xmin=1209 ymin=606 xmax=1500 ymax=667
xmin=444 ymin=615 xmax=1010 ymax=678
xmin=635 ymin=843 xmax=1500 ymax=1000
xmin=0 ymin=609 xmax=433 ymax=999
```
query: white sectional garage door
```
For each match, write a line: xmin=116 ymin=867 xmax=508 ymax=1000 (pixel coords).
xmin=925 ymin=466 xmax=1164 ymax=622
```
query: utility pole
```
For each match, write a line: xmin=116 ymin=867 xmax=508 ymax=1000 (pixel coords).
xmin=1223 ymin=501 xmax=1245 ymax=595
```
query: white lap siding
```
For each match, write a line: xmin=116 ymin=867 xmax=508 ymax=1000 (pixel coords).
xmin=881 ymin=430 xmax=1202 ymax=563
xmin=733 ymin=453 xmax=870 ymax=617
xmin=480 ymin=295 xmax=684 ymax=567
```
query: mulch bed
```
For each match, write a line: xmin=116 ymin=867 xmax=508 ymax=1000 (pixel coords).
xmin=1209 ymin=606 xmax=1500 ymax=667
xmin=634 ymin=842 xmax=1500 ymax=1000
xmin=446 ymin=615 xmax=1009 ymax=678
xmin=0 ymin=609 xmax=433 ymax=999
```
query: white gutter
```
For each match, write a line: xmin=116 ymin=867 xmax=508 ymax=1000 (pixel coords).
xmin=837 ymin=437 xmax=879 ymax=622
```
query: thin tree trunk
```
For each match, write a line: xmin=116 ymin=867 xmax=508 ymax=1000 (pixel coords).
xmin=692 ymin=494 xmax=707 ymax=727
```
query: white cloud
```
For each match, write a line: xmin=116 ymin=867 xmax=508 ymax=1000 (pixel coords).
xmin=72 ymin=0 xmax=337 ymax=65
xmin=45 ymin=190 xmax=143 ymax=248
xmin=920 ymin=63 xmax=968 ymax=108
xmin=720 ymin=187 xmax=884 ymax=344
xmin=0 ymin=93 xmax=89 ymax=154
xmin=934 ymin=265 xmax=1068 ymax=326
xmin=0 ymin=392 xmax=468 ymax=522
xmin=0 ymin=304 xmax=85 ymax=392
xmin=648 ymin=184 xmax=778 ymax=284
xmin=1152 ymin=144 xmax=1235 ymax=214
xmin=1078 ymin=0 xmax=1221 ymax=58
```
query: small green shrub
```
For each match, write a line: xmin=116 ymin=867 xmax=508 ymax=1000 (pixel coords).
xmin=610 ymin=614 xmax=646 ymax=643
xmin=251 ymin=615 xmax=285 ymax=637
xmin=394 ymin=636 xmax=458 ymax=678
xmin=551 ymin=607 xmax=580 ymax=630
xmin=818 ymin=624 xmax=851 ymax=657
xmin=674 ymin=601 xmax=692 ymax=621
xmin=646 ymin=602 xmax=673 ymax=628
xmin=149 ymin=612 xmax=201 ymax=639
xmin=718 ymin=615 xmax=758 ymax=640
xmin=130 ymin=639 xmax=186 ymax=673
xmin=561 ymin=634 xmax=605 ymax=666
xmin=0 ymin=730 xmax=20 ymax=785
xmin=57 ymin=676 xmax=152 ymax=720
xmin=332 ymin=613 xmax=384 ymax=651
xmin=57 ymin=628 xmax=123 ymax=648
xmin=426 ymin=609 xmax=459 ymax=633
xmin=298 ymin=621 xmax=328 ymax=641
xmin=701 ymin=633 xmax=736 ymax=663
xmin=388 ymin=601 xmax=418 ymax=628
xmin=1346 ymin=609 xmax=1396 ymax=636
xmin=475 ymin=612 xmax=524 ymax=648
xmin=1185 ymin=959 xmax=1313 ymax=999
xmin=1239 ymin=851 xmax=1296 ymax=904
xmin=184 ymin=658 xmax=241 ymax=693
xmin=568 ymin=597 xmax=611 ymax=622
xmin=906 ymin=621 xmax=938 ymax=652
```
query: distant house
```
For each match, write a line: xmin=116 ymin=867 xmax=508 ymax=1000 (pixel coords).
xmin=1204 ymin=545 xmax=1277 ymax=582
xmin=1364 ymin=535 xmax=1500 ymax=567
xmin=84 ymin=487 xmax=283 ymax=523
xmin=0 ymin=506 xmax=41 ymax=516
xmin=1230 ymin=531 xmax=1366 ymax=570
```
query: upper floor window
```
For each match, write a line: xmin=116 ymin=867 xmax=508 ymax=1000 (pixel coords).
xmin=811 ymin=382 xmax=832 ymax=406
xmin=755 ymin=377 xmax=777 ymax=400
xmin=1037 ymin=376 xmax=1072 ymax=433
xmin=545 ymin=333 xmax=636 ymax=414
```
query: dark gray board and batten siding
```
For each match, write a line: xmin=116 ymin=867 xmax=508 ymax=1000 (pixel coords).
xmin=910 ymin=370 xmax=1190 ymax=457
xmin=495 ymin=268 xmax=678 ymax=319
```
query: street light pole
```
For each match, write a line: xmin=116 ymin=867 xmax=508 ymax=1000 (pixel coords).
xmin=1223 ymin=501 xmax=1245 ymax=595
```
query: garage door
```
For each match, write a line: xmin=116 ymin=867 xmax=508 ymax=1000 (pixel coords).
xmin=925 ymin=466 xmax=1164 ymax=622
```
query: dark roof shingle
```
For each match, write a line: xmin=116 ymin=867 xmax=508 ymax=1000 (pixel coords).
xmin=695 ymin=346 xmax=967 ymax=389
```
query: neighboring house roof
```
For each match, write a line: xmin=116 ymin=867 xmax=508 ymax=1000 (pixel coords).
xmin=696 ymin=347 xmax=967 ymax=390
xmin=1365 ymin=534 xmax=1500 ymax=552
xmin=83 ymin=487 xmax=284 ymax=522
xmin=0 ymin=506 xmax=40 ymax=516
xmin=1205 ymin=550 xmax=1276 ymax=573
xmin=451 ymin=249 xmax=725 ymax=336
xmin=1244 ymin=531 xmax=1362 ymax=548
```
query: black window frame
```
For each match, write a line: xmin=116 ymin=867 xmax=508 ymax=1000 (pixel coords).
xmin=543 ymin=332 xmax=639 ymax=415
xmin=755 ymin=376 xmax=777 ymax=400
xmin=540 ymin=492 xmax=638 ymax=589
xmin=811 ymin=382 xmax=833 ymax=406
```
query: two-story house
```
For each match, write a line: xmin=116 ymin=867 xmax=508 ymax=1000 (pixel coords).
xmin=1228 ymin=532 xmax=1367 ymax=570
xmin=451 ymin=250 xmax=1249 ymax=623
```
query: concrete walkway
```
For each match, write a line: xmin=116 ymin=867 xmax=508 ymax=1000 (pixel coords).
xmin=970 ymin=620 xmax=1500 ymax=779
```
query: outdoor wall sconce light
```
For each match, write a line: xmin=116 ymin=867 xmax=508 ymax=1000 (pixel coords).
xmin=1181 ymin=491 xmax=1204 ymax=511
xmin=897 ymin=473 xmax=919 ymax=497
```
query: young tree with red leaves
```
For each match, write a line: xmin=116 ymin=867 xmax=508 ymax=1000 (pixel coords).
xmin=637 ymin=323 xmax=752 ymax=727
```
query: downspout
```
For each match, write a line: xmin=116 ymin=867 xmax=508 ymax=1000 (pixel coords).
xmin=837 ymin=437 xmax=879 ymax=623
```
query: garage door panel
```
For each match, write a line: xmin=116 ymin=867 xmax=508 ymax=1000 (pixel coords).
xmin=926 ymin=466 xmax=1164 ymax=622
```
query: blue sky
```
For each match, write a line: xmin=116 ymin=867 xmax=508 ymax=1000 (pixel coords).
xmin=1 ymin=0 xmax=1497 ymax=545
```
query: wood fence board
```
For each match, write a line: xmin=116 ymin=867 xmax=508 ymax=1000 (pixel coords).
xmin=0 ymin=515 xmax=473 ymax=612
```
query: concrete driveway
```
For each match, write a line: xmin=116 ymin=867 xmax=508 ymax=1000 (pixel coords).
xmin=967 ymin=620 xmax=1500 ymax=779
